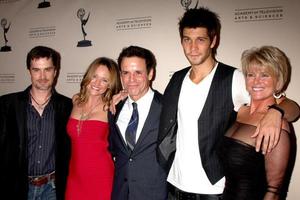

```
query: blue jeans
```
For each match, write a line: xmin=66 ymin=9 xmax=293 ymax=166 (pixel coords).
xmin=28 ymin=179 xmax=56 ymax=200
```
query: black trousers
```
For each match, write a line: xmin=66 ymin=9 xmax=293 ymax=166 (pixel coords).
xmin=168 ymin=184 xmax=223 ymax=200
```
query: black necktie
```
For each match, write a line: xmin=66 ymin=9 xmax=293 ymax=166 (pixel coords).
xmin=125 ymin=102 xmax=139 ymax=151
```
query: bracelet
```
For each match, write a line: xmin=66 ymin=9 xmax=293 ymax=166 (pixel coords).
xmin=268 ymin=104 xmax=285 ymax=118
xmin=267 ymin=185 xmax=281 ymax=195
xmin=266 ymin=190 xmax=280 ymax=195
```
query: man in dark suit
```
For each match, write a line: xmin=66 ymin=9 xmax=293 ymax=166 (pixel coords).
xmin=109 ymin=46 xmax=167 ymax=200
xmin=0 ymin=46 xmax=72 ymax=200
xmin=157 ymin=7 xmax=299 ymax=200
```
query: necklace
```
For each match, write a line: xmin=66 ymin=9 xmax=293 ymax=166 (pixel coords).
xmin=76 ymin=100 xmax=102 ymax=135
xmin=30 ymin=92 xmax=51 ymax=110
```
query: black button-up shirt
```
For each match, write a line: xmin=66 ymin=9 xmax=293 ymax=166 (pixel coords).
xmin=26 ymin=97 xmax=55 ymax=176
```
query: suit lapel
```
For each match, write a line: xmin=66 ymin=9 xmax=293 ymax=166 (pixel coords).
xmin=15 ymin=89 xmax=29 ymax=162
xmin=160 ymin=67 xmax=189 ymax=140
xmin=134 ymin=92 xmax=161 ymax=152
xmin=114 ymin=99 xmax=131 ymax=153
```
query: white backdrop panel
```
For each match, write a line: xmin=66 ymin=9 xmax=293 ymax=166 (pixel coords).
xmin=0 ymin=0 xmax=299 ymax=199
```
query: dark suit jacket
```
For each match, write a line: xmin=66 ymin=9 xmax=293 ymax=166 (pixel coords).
xmin=0 ymin=86 xmax=72 ymax=200
xmin=109 ymin=90 xmax=167 ymax=200
xmin=157 ymin=63 xmax=237 ymax=184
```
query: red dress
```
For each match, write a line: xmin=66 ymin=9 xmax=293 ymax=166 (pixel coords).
xmin=65 ymin=118 xmax=114 ymax=200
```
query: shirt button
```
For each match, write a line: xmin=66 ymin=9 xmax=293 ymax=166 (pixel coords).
xmin=129 ymin=158 xmax=133 ymax=162
xmin=39 ymin=145 xmax=42 ymax=149
xmin=37 ymin=161 xmax=41 ymax=164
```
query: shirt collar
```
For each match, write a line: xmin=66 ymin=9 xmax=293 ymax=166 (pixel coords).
xmin=126 ymin=88 xmax=154 ymax=110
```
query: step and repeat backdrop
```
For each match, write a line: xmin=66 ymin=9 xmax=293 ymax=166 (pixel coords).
xmin=1 ymin=0 xmax=299 ymax=198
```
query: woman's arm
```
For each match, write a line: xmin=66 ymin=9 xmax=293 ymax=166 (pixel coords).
xmin=263 ymin=126 xmax=290 ymax=200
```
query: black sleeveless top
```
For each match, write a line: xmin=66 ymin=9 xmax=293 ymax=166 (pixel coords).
xmin=219 ymin=136 xmax=267 ymax=199
xmin=218 ymin=121 xmax=289 ymax=200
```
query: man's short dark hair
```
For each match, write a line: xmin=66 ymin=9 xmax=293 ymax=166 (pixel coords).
xmin=179 ymin=7 xmax=221 ymax=59
xmin=117 ymin=45 xmax=156 ymax=74
xmin=26 ymin=46 xmax=61 ymax=70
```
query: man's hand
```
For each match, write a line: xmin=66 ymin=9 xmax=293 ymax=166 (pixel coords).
xmin=109 ymin=90 xmax=128 ymax=114
xmin=252 ymin=108 xmax=282 ymax=154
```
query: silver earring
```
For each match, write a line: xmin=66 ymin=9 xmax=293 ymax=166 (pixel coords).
xmin=273 ymin=92 xmax=286 ymax=99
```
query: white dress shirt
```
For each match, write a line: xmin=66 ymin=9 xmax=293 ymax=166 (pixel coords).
xmin=117 ymin=89 xmax=154 ymax=143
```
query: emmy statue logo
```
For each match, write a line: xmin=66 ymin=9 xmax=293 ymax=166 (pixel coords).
xmin=76 ymin=8 xmax=92 ymax=47
xmin=181 ymin=0 xmax=199 ymax=10
xmin=0 ymin=18 xmax=11 ymax=52
xmin=38 ymin=0 xmax=51 ymax=9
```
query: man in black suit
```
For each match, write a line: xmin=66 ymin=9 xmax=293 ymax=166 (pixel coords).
xmin=109 ymin=46 xmax=167 ymax=200
xmin=157 ymin=7 xmax=299 ymax=200
xmin=0 ymin=46 xmax=72 ymax=200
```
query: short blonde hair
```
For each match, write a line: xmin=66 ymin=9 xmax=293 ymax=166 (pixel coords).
xmin=241 ymin=46 xmax=291 ymax=92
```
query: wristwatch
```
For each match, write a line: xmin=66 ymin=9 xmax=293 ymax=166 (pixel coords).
xmin=268 ymin=104 xmax=285 ymax=118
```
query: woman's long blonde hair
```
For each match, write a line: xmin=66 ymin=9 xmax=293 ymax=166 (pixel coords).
xmin=76 ymin=57 xmax=122 ymax=107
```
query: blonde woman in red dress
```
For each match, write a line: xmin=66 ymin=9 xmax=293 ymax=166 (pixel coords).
xmin=65 ymin=57 xmax=121 ymax=200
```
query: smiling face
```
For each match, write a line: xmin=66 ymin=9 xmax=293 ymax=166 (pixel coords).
xmin=86 ymin=64 xmax=111 ymax=97
xmin=29 ymin=57 xmax=57 ymax=92
xmin=181 ymin=27 xmax=216 ymax=68
xmin=245 ymin=64 xmax=278 ymax=102
xmin=120 ymin=56 xmax=153 ymax=101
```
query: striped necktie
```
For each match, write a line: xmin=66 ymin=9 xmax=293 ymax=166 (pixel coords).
xmin=125 ymin=102 xmax=139 ymax=151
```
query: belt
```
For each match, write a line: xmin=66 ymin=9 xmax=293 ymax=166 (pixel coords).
xmin=28 ymin=172 xmax=55 ymax=187
xmin=175 ymin=188 xmax=222 ymax=200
